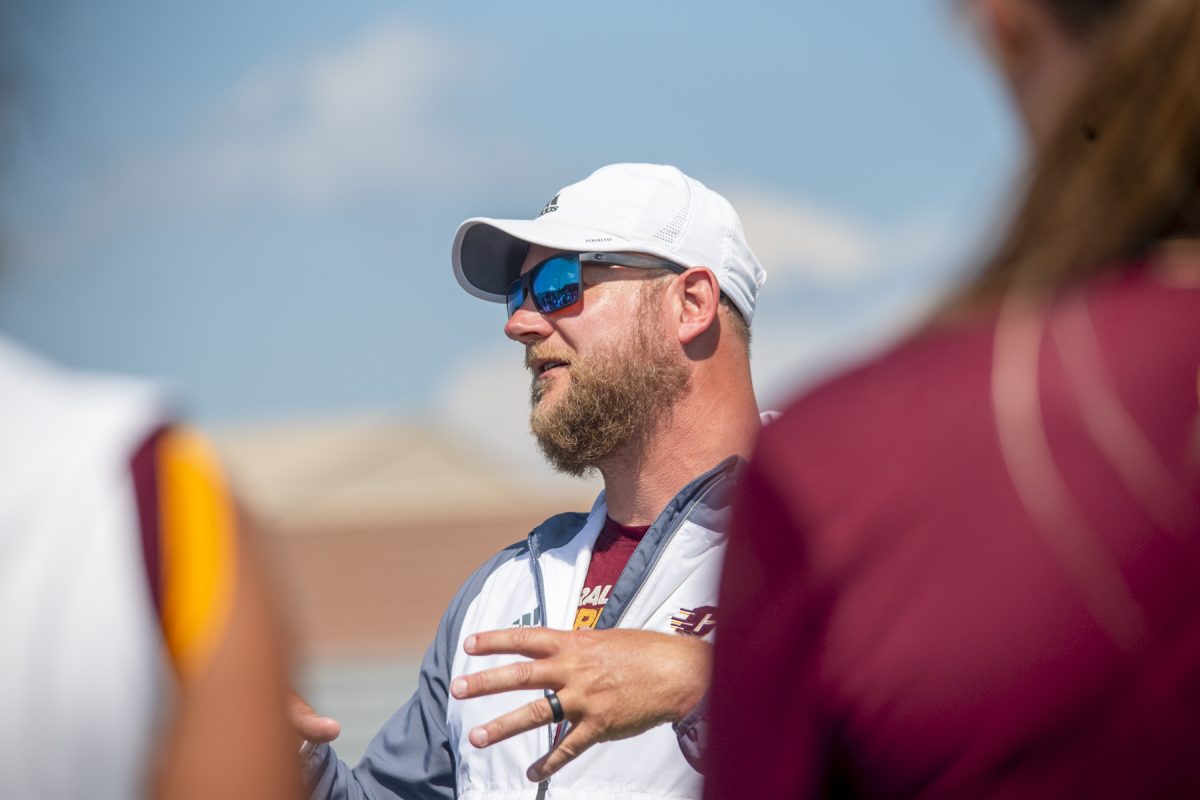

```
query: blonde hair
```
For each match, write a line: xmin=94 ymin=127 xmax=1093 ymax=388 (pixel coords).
xmin=956 ymin=0 xmax=1200 ymax=308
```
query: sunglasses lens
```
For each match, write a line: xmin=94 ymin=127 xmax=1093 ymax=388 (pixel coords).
xmin=506 ymin=279 xmax=525 ymax=318
xmin=505 ymin=255 xmax=583 ymax=318
xmin=531 ymin=255 xmax=581 ymax=313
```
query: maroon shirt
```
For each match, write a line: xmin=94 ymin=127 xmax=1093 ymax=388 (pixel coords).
xmin=707 ymin=269 xmax=1200 ymax=798
xmin=574 ymin=517 xmax=649 ymax=630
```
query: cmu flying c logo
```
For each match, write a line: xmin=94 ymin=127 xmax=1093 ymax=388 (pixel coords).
xmin=670 ymin=605 xmax=716 ymax=637
xmin=538 ymin=193 xmax=560 ymax=217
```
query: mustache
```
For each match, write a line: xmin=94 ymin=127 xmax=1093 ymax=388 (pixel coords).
xmin=524 ymin=344 xmax=575 ymax=372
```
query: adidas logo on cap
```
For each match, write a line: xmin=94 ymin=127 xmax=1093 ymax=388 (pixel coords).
xmin=538 ymin=193 xmax=560 ymax=217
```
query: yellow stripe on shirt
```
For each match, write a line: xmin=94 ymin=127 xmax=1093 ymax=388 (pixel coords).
xmin=157 ymin=427 xmax=237 ymax=679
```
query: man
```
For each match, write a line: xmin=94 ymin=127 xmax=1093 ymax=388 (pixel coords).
xmin=297 ymin=162 xmax=768 ymax=799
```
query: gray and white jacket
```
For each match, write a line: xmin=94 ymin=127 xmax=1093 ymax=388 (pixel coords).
xmin=306 ymin=456 xmax=740 ymax=800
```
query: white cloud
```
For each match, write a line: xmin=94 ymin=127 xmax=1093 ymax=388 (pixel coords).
xmin=729 ymin=187 xmax=950 ymax=285
xmin=750 ymin=289 xmax=937 ymax=410
xmin=731 ymin=186 xmax=965 ymax=407
xmin=29 ymin=18 xmax=493 ymax=265
xmin=188 ymin=19 xmax=472 ymax=207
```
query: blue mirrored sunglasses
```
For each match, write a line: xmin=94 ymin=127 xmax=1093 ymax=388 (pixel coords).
xmin=506 ymin=252 xmax=684 ymax=318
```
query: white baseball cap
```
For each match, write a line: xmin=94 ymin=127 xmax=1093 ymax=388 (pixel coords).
xmin=451 ymin=163 xmax=767 ymax=324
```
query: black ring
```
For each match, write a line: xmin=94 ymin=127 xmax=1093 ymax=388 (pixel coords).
xmin=546 ymin=691 xmax=565 ymax=724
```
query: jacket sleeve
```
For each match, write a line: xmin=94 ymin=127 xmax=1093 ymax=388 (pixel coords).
xmin=304 ymin=544 xmax=525 ymax=800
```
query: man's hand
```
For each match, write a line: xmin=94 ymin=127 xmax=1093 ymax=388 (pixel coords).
xmin=288 ymin=690 xmax=341 ymax=750
xmin=449 ymin=628 xmax=711 ymax=782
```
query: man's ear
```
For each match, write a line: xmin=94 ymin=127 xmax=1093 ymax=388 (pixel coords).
xmin=674 ymin=268 xmax=721 ymax=346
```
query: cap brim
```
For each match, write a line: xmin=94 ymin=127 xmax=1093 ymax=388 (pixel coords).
xmin=451 ymin=217 xmax=640 ymax=303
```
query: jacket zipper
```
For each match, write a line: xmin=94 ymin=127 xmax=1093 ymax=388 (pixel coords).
xmin=525 ymin=531 xmax=556 ymax=799
xmin=606 ymin=462 xmax=732 ymax=631
xmin=524 ymin=457 xmax=736 ymax=797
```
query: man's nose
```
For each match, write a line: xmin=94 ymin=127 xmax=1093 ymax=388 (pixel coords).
xmin=503 ymin=301 xmax=552 ymax=343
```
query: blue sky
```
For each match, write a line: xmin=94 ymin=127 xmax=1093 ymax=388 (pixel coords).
xmin=0 ymin=1 xmax=1020 ymax=464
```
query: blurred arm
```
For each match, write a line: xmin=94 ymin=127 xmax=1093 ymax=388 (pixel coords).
xmin=135 ymin=427 xmax=301 ymax=800
xmin=704 ymin=454 xmax=828 ymax=799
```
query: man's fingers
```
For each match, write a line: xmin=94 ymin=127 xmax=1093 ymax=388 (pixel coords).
xmin=464 ymin=627 xmax=564 ymax=659
xmin=466 ymin=693 xmax=568 ymax=749
xmin=288 ymin=691 xmax=342 ymax=744
xmin=297 ymin=715 xmax=342 ymax=745
xmin=452 ymin=658 xmax=556 ymax=700
xmin=525 ymin=724 xmax=596 ymax=782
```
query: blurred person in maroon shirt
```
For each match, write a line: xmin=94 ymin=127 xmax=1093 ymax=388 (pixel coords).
xmin=707 ymin=0 xmax=1200 ymax=797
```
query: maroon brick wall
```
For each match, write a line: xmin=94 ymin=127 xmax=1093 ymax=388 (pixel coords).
xmin=261 ymin=505 xmax=579 ymax=656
